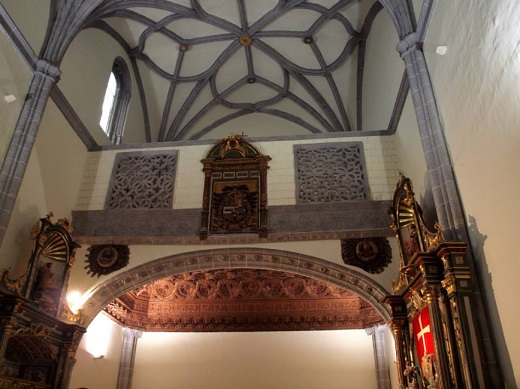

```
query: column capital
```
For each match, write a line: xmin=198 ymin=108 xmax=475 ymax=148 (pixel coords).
xmin=367 ymin=324 xmax=387 ymax=335
xmin=397 ymin=32 xmax=421 ymax=56
xmin=123 ymin=327 xmax=142 ymax=339
xmin=35 ymin=59 xmax=61 ymax=82
xmin=420 ymin=284 xmax=440 ymax=303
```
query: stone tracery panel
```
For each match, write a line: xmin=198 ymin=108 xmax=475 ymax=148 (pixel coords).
xmin=106 ymin=151 xmax=178 ymax=209
xmin=294 ymin=142 xmax=369 ymax=203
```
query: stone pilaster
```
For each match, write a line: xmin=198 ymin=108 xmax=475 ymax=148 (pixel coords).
xmin=397 ymin=36 xmax=504 ymax=388
xmin=366 ymin=325 xmax=392 ymax=389
xmin=116 ymin=328 xmax=142 ymax=389
xmin=397 ymin=34 xmax=464 ymax=242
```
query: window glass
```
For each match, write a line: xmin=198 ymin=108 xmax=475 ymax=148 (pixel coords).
xmin=99 ymin=58 xmax=130 ymax=144
xmin=99 ymin=72 xmax=117 ymax=135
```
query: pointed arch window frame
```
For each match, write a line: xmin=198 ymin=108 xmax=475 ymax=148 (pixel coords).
xmin=100 ymin=57 xmax=131 ymax=145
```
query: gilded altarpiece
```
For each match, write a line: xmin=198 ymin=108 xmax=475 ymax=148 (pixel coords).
xmin=0 ymin=214 xmax=85 ymax=389
xmin=386 ymin=174 xmax=487 ymax=389
xmin=200 ymin=134 xmax=270 ymax=239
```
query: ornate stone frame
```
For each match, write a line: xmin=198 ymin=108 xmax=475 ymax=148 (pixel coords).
xmin=199 ymin=134 xmax=271 ymax=239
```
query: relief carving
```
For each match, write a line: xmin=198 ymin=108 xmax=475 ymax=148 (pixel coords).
xmin=104 ymin=269 xmax=383 ymax=332
xmin=341 ymin=238 xmax=392 ymax=274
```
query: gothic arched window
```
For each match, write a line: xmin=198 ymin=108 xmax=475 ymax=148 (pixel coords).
xmin=99 ymin=57 xmax=131 ymax=144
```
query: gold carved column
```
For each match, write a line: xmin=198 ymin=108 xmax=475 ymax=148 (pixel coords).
xmin=385 ymin=297 xmax=408 ymax=387
xmin=416 ymin=255 xmax=452 ymax=388
xmin=439 ymin=243 xmax=486 ymax=388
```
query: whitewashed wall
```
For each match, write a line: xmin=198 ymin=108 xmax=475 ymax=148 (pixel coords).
xmin=132 ymin=329 xmax=378 ymax=389
xmin=421 ymin=1 xmax=520 ymax=385
xmin=69 ymin=313 xmax=124 ymax=389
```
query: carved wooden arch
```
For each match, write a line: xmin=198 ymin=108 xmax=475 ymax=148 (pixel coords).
xmin=79 ymin=248 xmax=392 ymax=327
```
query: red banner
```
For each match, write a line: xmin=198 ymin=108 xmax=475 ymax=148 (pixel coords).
xmin=412 ymin=307 xmax=434 ymax=363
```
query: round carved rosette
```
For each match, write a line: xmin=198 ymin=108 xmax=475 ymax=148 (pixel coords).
xmin=85 ymin=245 xmax=130 ymax=277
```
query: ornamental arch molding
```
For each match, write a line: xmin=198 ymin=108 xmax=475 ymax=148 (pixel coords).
xmin=79 ymin=247 xmax=392 ymax=327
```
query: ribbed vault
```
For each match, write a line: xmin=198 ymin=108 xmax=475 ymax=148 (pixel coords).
xmin=41 ymin=0 xmax=419 ymax=143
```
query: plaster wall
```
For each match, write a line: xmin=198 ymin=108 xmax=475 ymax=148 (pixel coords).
xmin=132 ymin=329 xmax=378 ymax=389
xmin=59 ymin=28 xmax=146 ymax=146
xmin=363 ymin=5 xmax=402 ymax=131
xmin=1 ymin=0 xmax=50 ymax=55
xmin=0 ymin=100 xmax=88 ymax=273
xmin=0 ymin=28 xmax=32 ymax=162
xmin=422 ymin=0 xmax=520 ymax=386
xmin=69 ymin=312 xmax=124 ymax=389
xmin=393 ymin=93 xmax=433 ymax=220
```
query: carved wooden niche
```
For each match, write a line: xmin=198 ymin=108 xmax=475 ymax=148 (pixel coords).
xmin=389 ymin=172 xmax=444 ymax=276
xmin=200 ymin=134 xmax=270 ymax=240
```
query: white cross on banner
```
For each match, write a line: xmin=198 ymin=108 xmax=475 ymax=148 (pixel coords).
xmin=412 ymin=307 xmax=434 ymax=362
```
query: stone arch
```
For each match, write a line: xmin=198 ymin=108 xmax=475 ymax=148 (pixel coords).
xmin=80 ymin=247 xmax=392 ymax=327
xmin=377 ymin=0 xmax=416 ymax=38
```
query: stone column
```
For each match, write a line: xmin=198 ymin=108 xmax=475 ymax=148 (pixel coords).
xmin=366 ymin=325 xmax=392 ymax=389
xmin=117 ymin=328 xmax=142 ymax=389
xmin=398 ymin=35 xmax=503 ymax=388
xmin=0 ymin=60 xmax=60 ymax=245
xmin=397 ymin=34 xmax=465 ymax=242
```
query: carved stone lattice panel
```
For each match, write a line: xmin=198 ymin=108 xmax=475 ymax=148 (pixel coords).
xmin=105 ymin=151 xmax=178 ymax=209
xmin=104 ymin=269 xmax=384 ymax=332
xmin=341 ymin=238 xmax=392 ymax=274
xmin=294 ymin=143 xmax=369 ymax=203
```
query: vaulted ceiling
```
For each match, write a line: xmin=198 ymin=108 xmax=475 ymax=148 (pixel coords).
xmin=46 ymin=0 xmax=411 ymax=143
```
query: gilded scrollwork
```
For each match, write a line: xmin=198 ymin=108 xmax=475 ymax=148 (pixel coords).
xmin=14 ymin=323 xmax=51 ymax=339
xmin=389 ymin=174 xmax=446 ymax=269
xmin=0 ymin=269 xmax=27 ymax=295
xmin=410 ymin=289 xmax=426 ymax=317
xmin=441 ymin=274 xmax=457 ymax=295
